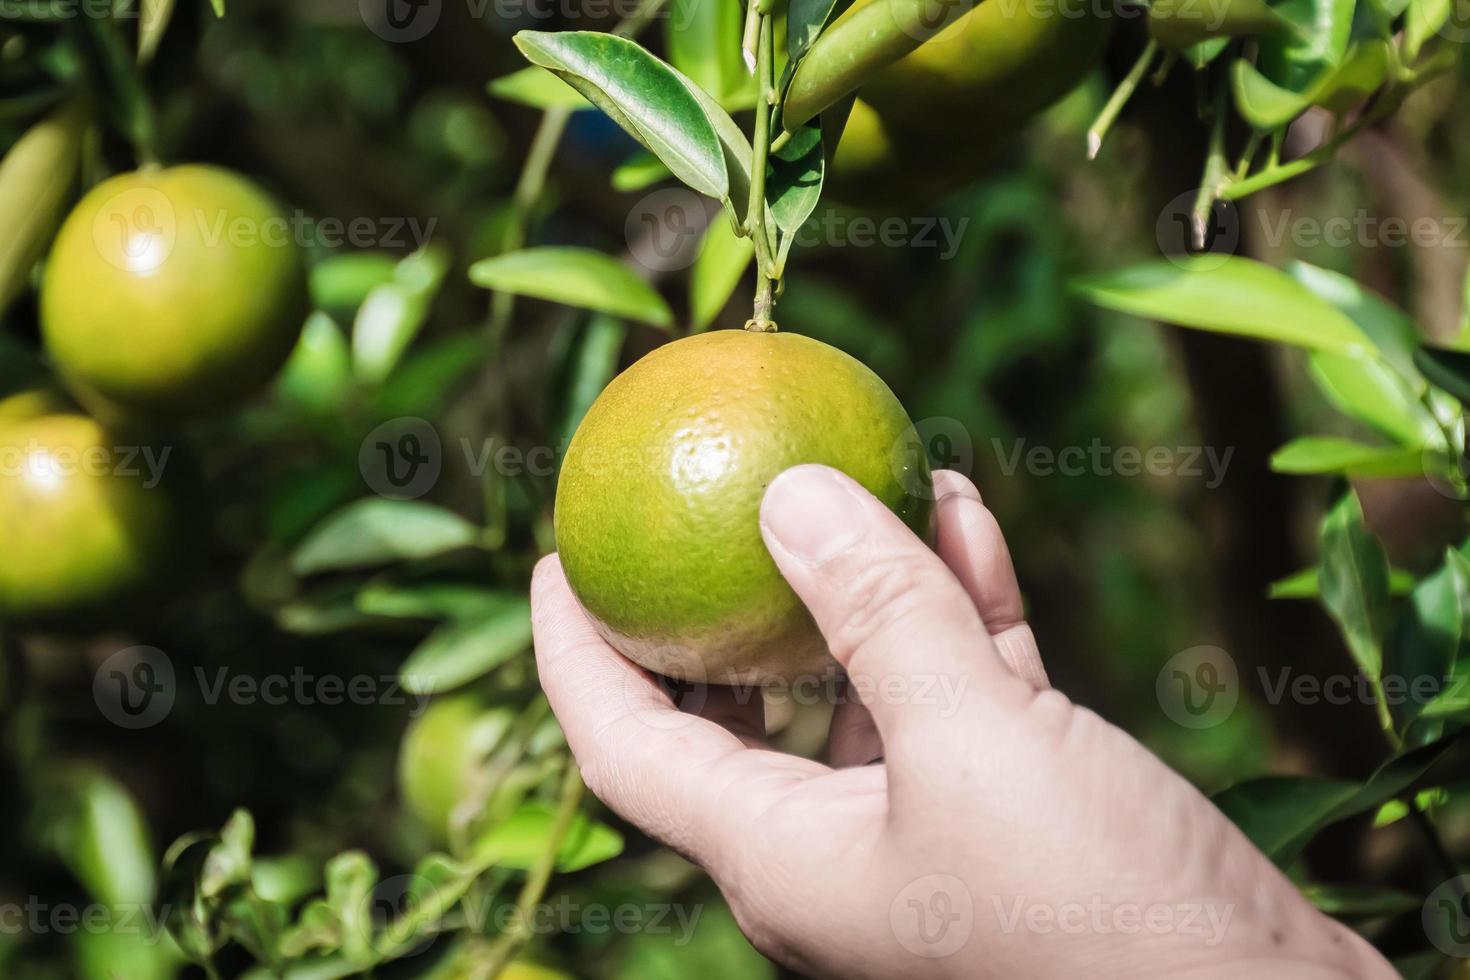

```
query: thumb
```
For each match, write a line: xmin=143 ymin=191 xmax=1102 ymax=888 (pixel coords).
xmin=759 ymin=465 xmax=1031 ymax=753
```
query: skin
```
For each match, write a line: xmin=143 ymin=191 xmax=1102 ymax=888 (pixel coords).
xmin=41 ymin=164 xmax=308 ymax=420
xmin=533 ymin=465 xmax=1397 ymax=979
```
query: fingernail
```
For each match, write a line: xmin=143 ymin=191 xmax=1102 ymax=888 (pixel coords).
xmin=761 ymin=465 xmax=869 ymax=564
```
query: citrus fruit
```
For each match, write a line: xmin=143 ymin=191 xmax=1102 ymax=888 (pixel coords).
xmin=825 ymin=0 xmax=1111 ymax=204
xmin=554 ymin=329 xmax=932 ymax=685
xmin=0 ymin=392 xmax=183 ymax=620
xmin=398 ymin=692 xmax=516 ymax=842
xmin=41 ymin=165 xmax=309 ymax=419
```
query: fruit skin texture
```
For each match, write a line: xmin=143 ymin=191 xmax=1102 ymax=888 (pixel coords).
xmin=554 ymin=330 xmax=932 ymax=685
xmin=41 ymin=165 xmax=309 ymax=419
xmin=827 ymin=1 xmax=1111 ymax=204
xmin=0 ymin=395 xmax=182 ymax=621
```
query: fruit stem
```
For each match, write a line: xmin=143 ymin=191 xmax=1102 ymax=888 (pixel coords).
xmin=745 ymin=9 xmax=780 ymax=332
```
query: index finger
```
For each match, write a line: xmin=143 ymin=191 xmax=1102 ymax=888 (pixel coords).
xmin=531 ymin=555 xmax=826 ymax=871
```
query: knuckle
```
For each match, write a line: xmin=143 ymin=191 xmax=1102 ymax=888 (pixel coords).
xmin=824 ymin=554 xmax=953 ymax=664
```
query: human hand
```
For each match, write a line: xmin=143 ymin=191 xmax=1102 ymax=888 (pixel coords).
xmin=531 ymin=464 xmax=1393 ymax=979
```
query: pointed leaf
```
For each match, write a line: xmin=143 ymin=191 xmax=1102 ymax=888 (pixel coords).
xmin=291 ymin=500 xmax=482 ymax=575
xmin=400 ymin=600 xmax=534 ymax=695
xmin=486 ymin=67 xmax=591 ymax=110
xmin=472 ymin=803 xmax=624 ymax=872
xmin=667 ymin=0 xmax=755 ymax=108
xmin=1318 ymin=491 xmax=1391 ymax=681
xmin=1212 ymin=733 xmax=1461 ymax=865
xmin=469 ymin=247 xmax=673 ymax=329
xmin=1270 ymin=565 xmax=1415 ymax=600
xmin=1073 ymin=256 xmax=1372 ymax=355
xmin=513 ymin=31 xmax=728 ymax=200
xmin=1307 ymin=351 xmax=1439 ymax=448
xmin=1270 ymin=436 xmax=1426 ymax=476
xmin=612 ymin=151 xmax=673 ymax=192
xmin=1289 ymin=261 xmax=1422 ymax=381
xmin=352 ymin=247 xmax=451 ymax=384
xmin=1386 ymin=550 xmax=1470 ymax=727
xmin=768 ymin=120 xmax=824 ymax=266
xmin=139 ymin=0 xmax=176 ymax=62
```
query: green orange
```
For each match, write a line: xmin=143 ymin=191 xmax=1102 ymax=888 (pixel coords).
xmin=398 ymin=691 xmax=515 ymax=842
xmin=0 ymin=392 xmax=183 ymax=620
xmin=554 ymin=329 xmax=932 ymax=684
xmin=41 ymin=165 xmax=309 ymax=419
xmin=825 ymin=0 xmax=1111 ymax=203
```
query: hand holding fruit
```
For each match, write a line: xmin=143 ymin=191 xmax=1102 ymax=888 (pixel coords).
xmin=533 ymin=466 xmax=1394 ymax=979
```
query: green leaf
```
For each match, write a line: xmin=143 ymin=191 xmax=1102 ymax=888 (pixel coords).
xmin=1258 ymin=0 xmax=1355 ymax=91
xmin=1269 ymin=565 xmax=1414 ymax=599
xmin=1232 ymin=41 xmax=1391 ymax=129
xmin=486 ymin=67 xmax=591 ymax=110
xmin=0 ymin=100 xmax=84 ymax=314
xmin=1299 ymin=883 xmax=1422 ymax=918
xmin=291 ymin=500 xmax=482 ymax=575
xmin=472 ymin=803 xmax=624 ymax=872
xmin=324 ymin=852 xmax=377 ymax=965
xmin=1270 ymin=436 xmax=1426 ymax=476
xmin=1415 ymin=345 xmax=1470 ymax=403
xmin=1318 ymin=491 xmax=1391 ymax=681
xmin=513 ymin=31 xmax=728 ymax=200
xmin=1149 ymin=0 xmax=1293 ymax=49
xmin=469 ymin=247 xmax=673 ymax=330
xmin=768 ymin=120 xmax=824 ymax=267
xmin=373 ymin=333 xmax=489 ymax=421
xmin=611 ymin=151 xmax=673 ymax=192
xmin=310 ymin=252 xmax=399 ymax=314
xmin=353 ymin=246 xmax=451 ymax=385
xmin=42 ymin=767 xmax=158 ymax=907
xmin=1406 ymin=0 xmax=1453 ymax=58
xmin=1307 ymin=351 xmax=1439 ymax=448
xmin=1072 ymin=256 xmax=1372 ymax=355
xmin=562 ymin=315 xmax=627 ymax=443
xmin=1212 ymin=733 xmax=1461 ymax=865
xmin=1386 ymin=550 xmax=1470 ymax=727
xmin=667 ymin=0 xmax=755 ymax=109
xmin=139 ymin=0 xmax=176 ymax=63
xmin=1288 ymin=261 xmax=1422 ymax=381
xmin=277 ymin=312 xmax=353 ymax=416
xmin=210 ymin=0 xmax=224 ymax=14
xmin=787 ymin=0 xmax=847 ymax=62
xmin=690 ymin=216 xmax=755 ymax=333
xmin=400 ymin=599 xmax=534 ymax=695
xmin=356 ymin=583 xmax=523 ymax=622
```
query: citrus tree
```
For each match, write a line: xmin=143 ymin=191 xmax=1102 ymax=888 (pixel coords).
xmin=1 ymin=0 xmax=1469 ymax=977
